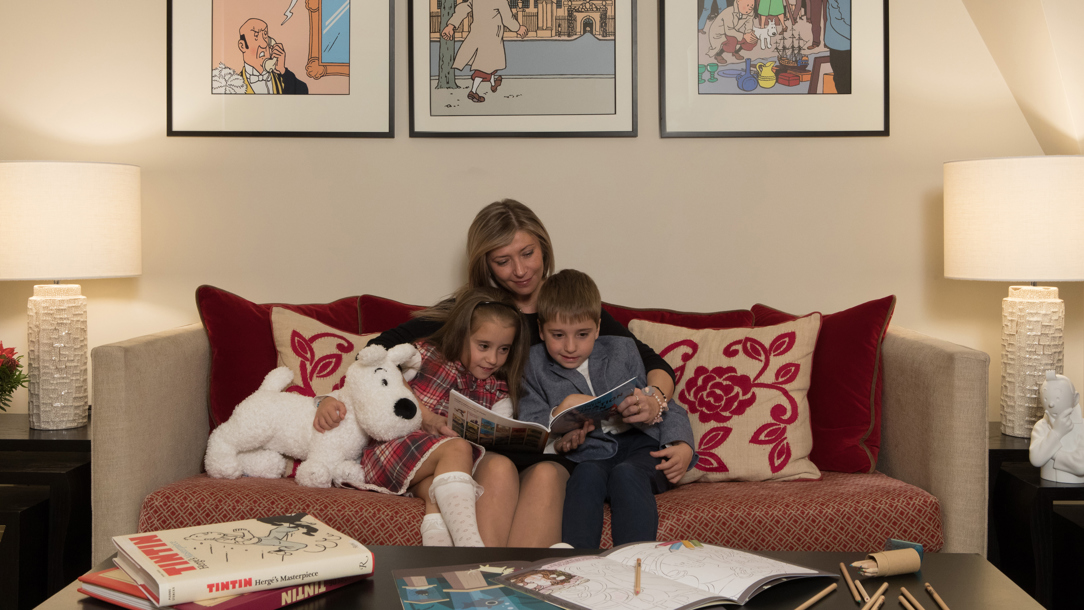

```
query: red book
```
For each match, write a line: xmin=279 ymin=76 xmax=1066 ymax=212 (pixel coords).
xmin=78 ymin=567 xmax=365 ymax=610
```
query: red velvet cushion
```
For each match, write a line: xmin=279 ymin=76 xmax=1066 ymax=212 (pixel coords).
xmin=358 ymin=294 xmax=426 ymax=334
xmin=751 ymin=296 xmax=896 ymax=473
xmin=195 ymin=285 xmax=362 ymax=430
xmin=602 ymin=302 xmax=754 ymax=329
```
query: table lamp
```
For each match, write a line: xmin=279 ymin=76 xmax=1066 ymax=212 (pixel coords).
xmin=944 ymin=156 xmax=1084 ymax=437
xmin=0 ymin=161 xmax=141 ymax=430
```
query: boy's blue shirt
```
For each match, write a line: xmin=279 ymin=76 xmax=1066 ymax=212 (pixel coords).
xmin=519 ymin=335 xmax=697 ymax=465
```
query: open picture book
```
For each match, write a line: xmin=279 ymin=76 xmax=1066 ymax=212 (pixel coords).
xmin=448 ymin=378 xmax=637 ymax=452
xmin=493 ymin=541 xmax=836 ymax=609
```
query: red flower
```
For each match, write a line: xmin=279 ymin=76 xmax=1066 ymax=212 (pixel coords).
xmin=679 ymin=365 xmax=757 ymax=424
xmin=0 ymin=342 xmax=17 ymax=371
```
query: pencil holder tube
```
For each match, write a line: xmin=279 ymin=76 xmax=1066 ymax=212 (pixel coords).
xmin=866 ymin=548 xmax=921 ymax=576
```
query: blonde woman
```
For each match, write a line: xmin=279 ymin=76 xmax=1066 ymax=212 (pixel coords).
xmin=369 ymin=199 xmax=677 ymax=547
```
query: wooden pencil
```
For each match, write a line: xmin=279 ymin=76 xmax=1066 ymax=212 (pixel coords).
xmin=899 ymin=594 xmax=916 ymax=610
xmin=839 ymin=563 xmax=861 ymax=602
xmin=924 ymin=583 xmax=949 ymax=610
xmin=634 ymin=558 xmax=641 ymax=595
xmin=900 ymin=586 xmax=927 ymax=610
xmin=792 ymin=582 xmax=837 ymax=610
xmin=855 ymin=579 xmax=870 ymax=602
xmin=859 ymin=582 xmax=888 ymax=610
xmin=871 ymin=595 xmax=885 ymax=610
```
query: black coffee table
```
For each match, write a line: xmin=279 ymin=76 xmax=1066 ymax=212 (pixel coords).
xmin=42 ymin=545 xmax=1042 ymax=610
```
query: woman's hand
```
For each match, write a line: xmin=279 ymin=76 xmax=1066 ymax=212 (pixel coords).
xmin=554 ymin=420 xmax=595 ymax=454
xmin=616 ymin=388 xmax=660 ymax=425
xmin=313 ymin=397 xmax=346 ymax=432
xmin=651 ymin=442 xmax=694 ymax=484
xmin=421 ymin=408 xmax=456 ymax=437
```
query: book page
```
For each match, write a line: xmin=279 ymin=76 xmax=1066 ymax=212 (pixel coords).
xmin=448 ymin=390 xmax=551 ymax=452
xmin=603 ymin=542 xmax=825 ymax=605
xmin=548 ymin=378 xmax=638 ymax=435
xmin=497 ymin=556 xmax=725 ymax=610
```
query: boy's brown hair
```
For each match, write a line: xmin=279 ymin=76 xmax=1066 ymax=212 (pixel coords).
xmin=536 ymin=269 xmax=602 ymax=327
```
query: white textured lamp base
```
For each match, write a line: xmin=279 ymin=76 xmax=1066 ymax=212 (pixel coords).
xmin=1000 ymin=286 xmax=1064 ymax=437
xmin=27 ymin=284 xmax=89 ymax=430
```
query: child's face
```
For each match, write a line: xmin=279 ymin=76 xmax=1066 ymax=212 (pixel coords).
xmin=463 ymin=318 xmax=516 ymax=380
xmin=540 ymin=316 xmax=599 ymax=370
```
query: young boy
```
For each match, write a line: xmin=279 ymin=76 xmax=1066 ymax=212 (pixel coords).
xmin=518 ymin=269 xmax=697 ymax=549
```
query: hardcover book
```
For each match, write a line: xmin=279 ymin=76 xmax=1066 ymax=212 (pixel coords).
xmin=111 ymin=512 xmax=373 ymax=606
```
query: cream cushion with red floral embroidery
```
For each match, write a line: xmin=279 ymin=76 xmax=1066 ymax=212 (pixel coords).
xmin=270 ymin=307 xmax=377 ymax=397
xmin=630 ymin=316 xmax=823 ymax=483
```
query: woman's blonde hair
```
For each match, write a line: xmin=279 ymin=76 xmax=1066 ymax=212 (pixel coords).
xmin=465 ymin=199 xmax=555 ymax=293
xmin=421 ymin=287 xmax=530 ymax=412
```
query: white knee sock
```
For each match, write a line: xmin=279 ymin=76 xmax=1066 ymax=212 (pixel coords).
xmin=429 ymin=472 xmax=485 ymax=547
xmin=472 ymin=77 xmax=484 ymax=93
xmin=420 ymin=513 xmax=453 ymax=547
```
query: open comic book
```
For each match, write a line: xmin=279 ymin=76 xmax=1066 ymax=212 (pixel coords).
xmin=448 ymin=378 xmax=637 ymax=452
xmin=494 ymin=541 xmax=837 ymax=609
xmin=393 ymin=561 xmax=557 ymax=610
xmin=111 ymin=512 xmax=373 ymax=607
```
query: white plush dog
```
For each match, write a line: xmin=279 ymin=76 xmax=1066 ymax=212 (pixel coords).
xmin=205 ymin=344 xmax=424 ymax=488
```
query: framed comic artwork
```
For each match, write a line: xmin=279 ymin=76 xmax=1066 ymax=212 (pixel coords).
xmin=168 ymin=0 xmax=393 ymax=137
xmin=660 ymin=0 xmax=888 ymax=137
xmin=409 ymin=0 xmax=637 ymax=137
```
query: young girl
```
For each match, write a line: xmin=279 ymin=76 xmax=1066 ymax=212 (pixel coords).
xmin=313 ymin=288 xmax=530 ymax=547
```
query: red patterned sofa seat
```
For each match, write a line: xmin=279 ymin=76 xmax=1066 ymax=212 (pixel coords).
xmin=138 ymin=471 xmax=942 ymax=552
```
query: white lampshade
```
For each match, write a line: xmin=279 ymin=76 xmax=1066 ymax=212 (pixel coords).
xmin=944 ymin=156 xmax=1084 ymax=282
xmin=0 ymin=161 xmax=141 ymax=280
xmin=0 ymin=161 xmax=141 ymax=429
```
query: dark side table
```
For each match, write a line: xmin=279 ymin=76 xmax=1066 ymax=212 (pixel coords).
xmin=988 ymin=422 xmax=1031 ymax=566
xmin=0 ymin=413 xmax=91 ymax=601
xmin=993 ymin=461 xmax=1084 ymax=608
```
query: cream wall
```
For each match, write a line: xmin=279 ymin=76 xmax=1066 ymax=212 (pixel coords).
xmin=0 ymin=1 xmax=1067 ymax=422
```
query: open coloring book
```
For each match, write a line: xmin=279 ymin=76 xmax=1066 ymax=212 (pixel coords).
xmin=448 ymin=378 xmax=637 ymax=452
xmin=494 ymin=541 xmax=836 ymax=609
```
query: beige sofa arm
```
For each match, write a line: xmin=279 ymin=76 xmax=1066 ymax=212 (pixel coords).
xmin=90 ymin=324 xmax=211 ymax=564
xmin=878 ymin=326 xmax=989 ymax=555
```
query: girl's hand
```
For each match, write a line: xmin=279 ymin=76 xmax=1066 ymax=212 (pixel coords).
xmin=651 ymin=442 xmax=694 ymax=484
xmin=313 ymin=397 xmax=346 ymax=432
xmin=617 ymin=388 xmax=659 ymax=425
xmin=554 ymin=420 xmax=594 ymax=454
xmin=421 ymin=408 xmax=457 ymax=437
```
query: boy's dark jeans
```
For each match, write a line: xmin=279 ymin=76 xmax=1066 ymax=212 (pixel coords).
xmin=561 ymin=430 xmax=672 ymax=549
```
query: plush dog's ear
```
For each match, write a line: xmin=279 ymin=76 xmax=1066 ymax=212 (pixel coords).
xmin=356 ymin=345 xmax=388 ymax=367
xmin=388 ymin=343 xmax=422 ymax=382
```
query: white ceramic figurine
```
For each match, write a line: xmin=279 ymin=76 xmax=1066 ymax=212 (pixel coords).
xmin=1030 ymin=370 xmax=1084 ymax=482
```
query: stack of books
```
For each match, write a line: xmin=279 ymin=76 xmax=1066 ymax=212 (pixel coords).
xmin=79 ymin=512 xmax=373 ymax=610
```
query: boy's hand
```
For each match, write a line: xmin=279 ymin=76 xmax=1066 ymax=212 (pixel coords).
xmin=313 ymin=397 xmax=346 ymax=432
xmin=617 ymin=388 xmax=658 ymax=424
xmin=421 ymin=408 xmax=457 ymax=437
xmin=651 ymin=442 xmax=694 ymax=484
xmin=553 ymin=393 xmax=595 ymax=415
xmin=1051 ymin=412 xmax=1074 ymax=437
xmin=555 ymin=420 xmax=595 ymax=453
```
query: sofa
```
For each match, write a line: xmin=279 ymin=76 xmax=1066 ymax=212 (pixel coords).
xmin=88 ymin=292 xmax=990 ymax=565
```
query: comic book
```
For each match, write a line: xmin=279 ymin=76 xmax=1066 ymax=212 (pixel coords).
xmin=78 ymin=566 xmax=364 ymax=610
xmin=448 ymin=378 xmax=637 ymax=452
xmin=494 ymin=541 xmax=837 ymax=609
xmin=111 ymin=513 xmax=372 ymax=607
xmin=392 ymin=561 xmax=557 ymax=610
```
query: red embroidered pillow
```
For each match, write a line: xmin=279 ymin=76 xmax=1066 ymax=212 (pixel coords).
xmin=359 ymin=294 xmax=425 ymax=334
xmin=271 ymin=308 xmax=378 ymax=397
xmin=629 ymin=316 xmax=823 ymax=483
xmin=195 ymin=285 xmax=362 ymax=430
xmin=751 ymin=296 xmax=895 ymax=473
xmin=603 ymin=302 xmax=754 ymax=330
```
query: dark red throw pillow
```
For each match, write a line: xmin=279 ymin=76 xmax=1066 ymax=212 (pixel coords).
xmin=358 ymin=294 xmax=426 ymax=334
xmin=603 ymin=302 xmax=754 ymax=330
xmin=195 ymin=285 xmax=362 ymax=430
xmin=751 ymin=296 xmax=896 ymax=473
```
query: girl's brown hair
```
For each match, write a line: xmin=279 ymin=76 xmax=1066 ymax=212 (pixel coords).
xmin=421 ymin=287 xmax=530 ymax=412
xmin=465 ymin=199 xmax=555 ymax=293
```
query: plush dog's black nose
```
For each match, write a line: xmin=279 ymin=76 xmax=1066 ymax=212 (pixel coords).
xmin=394 ymin=398 xmax=417 ymax=420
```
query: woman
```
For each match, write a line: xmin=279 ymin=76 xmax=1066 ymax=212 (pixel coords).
xmin=371 ymin=199 xmax=677 ymax=547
